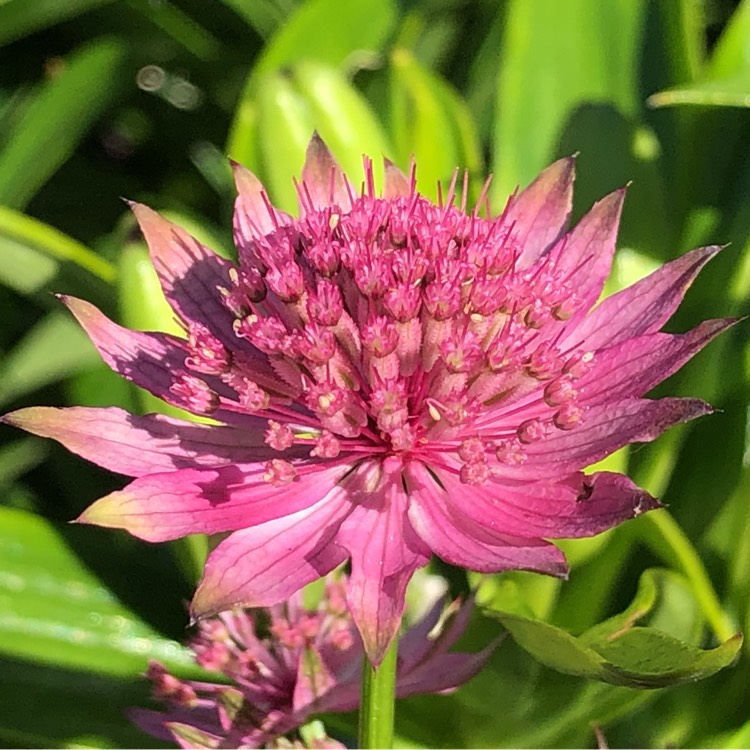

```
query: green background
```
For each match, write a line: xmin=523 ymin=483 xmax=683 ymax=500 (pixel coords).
xmin=0 ymin=0 xmax=749 ymax=747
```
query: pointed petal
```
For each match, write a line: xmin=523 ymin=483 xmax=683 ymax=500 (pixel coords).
xmin=563 ymin=245 xmax=721 ymax=349
xmin=506 ymin=156 xmax=576 ymax=267
xmin=396 ymin=596 xmax=448 ymax=668
xmin=128 ymin=709 xmax=184 ymax=744
xmin=578 ymin=319 xmax=735 ymax=405
xmin=519 ymin=397 xmax=713 ymax=476
xmin=130 ymin=203 xmax=238 ymax=350
xmin=550 ymin=188 xmax=626 ymax=312
xmin=406 ymin=462 xmax=568 ymax=576
xmin=383 ymin=159 xmax=411 ymax=198
xmin=190 ymin=490 xmax=350 ymax=618
xmin=299 ymin=133 xmax=352 ymax=213
xmin=167 ymin=723 xmax=224 ymax=750
xmin=77 ymin=462 xmax=352 ymax=542
xmin=232 ymin=161 xmax=291 ymax=244
xmin=60 ymin=295 xmax=191 ymax=406
xmin=292 ymin=642 xmax=336 ymax=713
xmin=573 ymin=470 xmax=659 ymax=522
xmin=398 ymin=596 xmax=475 ymax=670
xmin=1 ymin=406 xmax=274 ymax=477
xmin=441 ymin=465 xmax=657 ymax=539
xmin=396 ymin=646 xmax=496 ymax=697
xmin=335 ymin=458 xmax=431 ymax=665
xmin=60 ymin=296 xmax=253 ymax=425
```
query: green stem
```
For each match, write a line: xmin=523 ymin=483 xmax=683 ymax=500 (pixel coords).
xmin=641 ymin=509 xmax=736 ymax=642
xmin=358 ymin=639 xmax=398 ymax=749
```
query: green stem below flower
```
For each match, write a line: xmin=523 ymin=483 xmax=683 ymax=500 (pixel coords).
xmin=358 ymin=639 xmax=398 ymax=749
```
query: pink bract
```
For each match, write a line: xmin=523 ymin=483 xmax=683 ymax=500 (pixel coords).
xmin=2 ymin=135 xmax=731 ymax=664
xmin=131 ymin=575 xmax=492 ymax=749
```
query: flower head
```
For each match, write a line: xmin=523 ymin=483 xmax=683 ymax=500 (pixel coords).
xmin=130 ymin=574 xmax=491 ymax=748
xmin=2 ymin=135 xmax=731 ymax=663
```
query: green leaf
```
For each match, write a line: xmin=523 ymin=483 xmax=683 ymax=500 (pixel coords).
xmin=254 ymin=63 xmax=390 ymax=211
xmin=226 ymin=79 xmax=260 ymax=173
xmin=292 ymin=60 xmax=391 ymax=186
xmin=388 ymin=48 xmax=471 ymax=200
xmin=708 ymin=712 xmax=750 ymax=749
xmin=648 ymin=73 xmax=750 ymax=108
xmin=486 ymin=569 xmax=742 ymax=688
xmin=648 ymin=0 xmax=750 ymax=109
xmin=0 ymin=506 xmax=198 ymax=678
xmin=253 ymin=0 xmax=396 ymax=77
xmin=125 ymin=0 xmax=221 ymax=61
xmin=227 ymin=0 xmax=395 ymax=174
xmin=255 ymin=70 xmax=316 ymax=211
xmin=387 ymin=613 xmax=655 ymax=748
xmin=0 ymin=0 xmax=116 ymax=47
xmin=0 ymin=205 xmax=116 ymax=299
xmin=0 ymin=37 xmax=127 ymax=209
xmin=0 ymin=657 xmax=165 ymax=748
xmin=492 ymin=0 xmax=647 ymax=201
xmin=0 ymin=438 xmax=48 ymax=487
xmin=0 ymin=311 xmax=101 ymax=409
xmin=706 ymin=0 xmax=750 ymax=79
xmin=218 ymin=0 xmax=290 ymax=38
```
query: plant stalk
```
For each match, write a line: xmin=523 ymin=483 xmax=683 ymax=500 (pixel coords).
xmin=358 ymin=638 xmax=398 ymax=749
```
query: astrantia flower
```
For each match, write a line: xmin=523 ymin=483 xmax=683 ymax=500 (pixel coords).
xmin=3 ymin=135 xmax=731 ymax=663
xmin=131 ymin=575 xmax=491 ymax=748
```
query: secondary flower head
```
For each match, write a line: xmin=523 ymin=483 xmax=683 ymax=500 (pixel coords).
xmin=3 ymin=135 xmax=731 ymax=663
xmin=131 ymin=574 xmax=490 ymax=748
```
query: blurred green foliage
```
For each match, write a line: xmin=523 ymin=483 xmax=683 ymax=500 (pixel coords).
xmin=0 ymin=0 xmax=749 ymax=747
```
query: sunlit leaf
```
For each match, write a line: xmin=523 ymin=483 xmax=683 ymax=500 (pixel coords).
xmin=648 ymin=74 xmax=750 ymax=108
xmin=648 ymin=1 xmax=750 ymax=109
xmin=486 ymin=569 xmax=742 ymax=688
xmin=492 ymin=0 xmax=647 ymax=200
xmin=292 ymin=60 xmax=391 ymax=187
xmin=0 ymin=506 xmax=200 ymax=677
xmin=0 ymin=205 xmax=116 ymax=297
xmin=227 ymin=0 xmax=396 ymax=170
xmin=388 ymin=48 xmax=461 ymax=200
xmin=253 ymin=0 xmax=396 ymax=76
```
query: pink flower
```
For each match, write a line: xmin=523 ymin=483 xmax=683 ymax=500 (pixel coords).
xmin=2 ymin=135 xmax=731 ymax=663
xmin=130 ymin=575 xmax=491 ymax=749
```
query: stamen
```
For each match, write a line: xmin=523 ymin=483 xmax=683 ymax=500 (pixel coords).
xmin=554 ymin=403 xmax=585 ymax=430
xmin=517 ymin=418 xmax=547 ymax=444
xmin=459 ymin=460 xmax=491 ymax=485
xmin=170 ymin=374 xmax=218 ymax=414
xmin=494 ymin=438 xmax=527 ymax=465
xmin=458 ymin=436 xmax=487 ymax=463
xmin=185 ymin=323 xmax=231 ymax=375
xmin=263 ymin=459 xmax=297 ymax=486
xmin=265 ymin=420 xmax=295 ymax=451
xmin=311 ymin=430 xmax=341 ymax=458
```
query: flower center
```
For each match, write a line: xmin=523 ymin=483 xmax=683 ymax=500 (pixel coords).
xmin=173 ymin=190 xmax=593 ymax=485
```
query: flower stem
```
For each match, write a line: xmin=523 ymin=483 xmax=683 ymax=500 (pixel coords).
xmin=640 ymin=509 xmax=737 ymax=642
xmin=358 ymin=639 xmax=398 ymax=749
